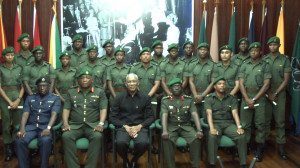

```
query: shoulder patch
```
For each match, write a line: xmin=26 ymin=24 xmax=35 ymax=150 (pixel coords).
xmin=162 ymin=96 xmax=171 ymax=100
xmin=183 ymin=95 xmax=192 ymax=98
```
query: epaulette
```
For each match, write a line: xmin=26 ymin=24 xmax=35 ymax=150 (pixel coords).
xmin=52 ymin=93 xmax=59 ymax=97
xmin=206 ymin=94 xmax=211 ymax=97
xmin=133 ymin=62 xmax=141 ymax=66
xmin=71 ymin=85 xmax=79 ymax=89
xmin=150 ymin=61 xmax=158 ymax=66
xmin=162 ymin=95 xmax=171 ymax=100
xmin=183 ymin=95 xmax=192 ymax=98
xmin=79 ymin=61 xmax=86 ymax=65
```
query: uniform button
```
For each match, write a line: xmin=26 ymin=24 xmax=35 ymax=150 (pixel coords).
xmin=37 ymin=116 xmax=39 ymax=120
xmin=84 ymin=99 xmax=87 ymax=103
xmin=83 ymin=118 xmax=86 ymax=122
xmin=39 ymin=109 xmax=41 ymax=112
xmin=84 ymin=105 xmax=86 ymax=108
xmin=40 ymin=102 xmax=42 ymax=105
xmin=178 ymin=124 xmax=181 ymax=127
xmin=36 ymin=123 xmax=39 ymax=127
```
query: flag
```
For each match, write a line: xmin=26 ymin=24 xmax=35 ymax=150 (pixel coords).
xmin=197 ymin=15 xmax=207 ymax=57
xmin=228 ymin=9 xmax=236 ymax=54
xmin=210 ymin=7 xmax=219 ymax=62
xmin=276 ymin=7 xmax=285 ymax=54
xmin=288 ymin=22 xmax=300 ymax=135
xmin=0 ymin=10 xmax=7 ymax=62
xmin=248 ymin=9 xmax=255 ymax=44
xmin=260 ymin=8 xmax=268 ymax=56
xmin=48 ymin=7 xmax=61 ymax=68
xmin=33 ymin=4 xmax=41 ymax=48
xmin=14 ymin=6 xmax=22 ymax=53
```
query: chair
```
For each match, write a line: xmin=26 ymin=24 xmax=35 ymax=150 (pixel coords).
xmin=109 ymin=123 xmax=156 ymax=168
xmin=61 ymin=121 xmax=108 ymax=168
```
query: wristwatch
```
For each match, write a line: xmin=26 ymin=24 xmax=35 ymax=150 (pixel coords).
xmin=47 ymin=125 xmax=52 ymax=129
xmin=197 ymin=129 xmax=203 ymax=132
xmin=237 ymin=125 xmax=242 ymax=129
xmin=252 ymin=98 xmax=256 ymax=102
xmin=98 ymin=122 xmax=104 ymax=126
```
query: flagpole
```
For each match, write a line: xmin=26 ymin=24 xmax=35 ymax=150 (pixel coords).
xmin=250 ymin=0 xmax=254 ymax=11
xmin=33 ymin=0 xmax=36 ymax=7
xmin=19 ymin=0 xmax=22 ymax=30
xmin=231 ymin=0 xmax=234 ymax=16
xmin=281 ymin=0 xmax=284 ymax=12
xmin=53 ymin=0 xmax=57 ymax=11
xmin=203 ymin=0 xmax=207 ymax=17
xmin=215 ymin=0 xmax=219 ymax=14
xmin=262 ymin=0 xmax=266 ymax=25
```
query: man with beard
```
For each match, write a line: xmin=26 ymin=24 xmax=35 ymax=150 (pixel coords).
xmin=99 ymin=40 xmax=116 ymax=66
xmin=14 ymin=33 xmax=34 ymax=67
xmin=69 ymin=34 xmax=88 ymax=67
xmin=231 ymin=37 xmax=250 ymax=66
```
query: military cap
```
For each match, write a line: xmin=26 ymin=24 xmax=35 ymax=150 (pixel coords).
xmin=219 ymin=45 xmax=232 ymax=53
xmin=248 ymin=42 xmax=262 ymax=50
xmin=17 ymin=33 xmax=30 ymax=42
xmin=167 ymin=43 xmax=179 ymax=52
xmin=102 ymin=39 xmax=114 ymax=48
xmin=213 ymin=76 xmax=225 ymax=85
xmin=59 ymin=51 xmax=71 ymax=59
xmin=267 ymin=36 xmax=280 ymax=45
xmin=151 ymin=40 xmax=163 ymax=49
xmin=139 ymin=47 xmax=151 ymax=56
xmin=36 ymin=76 xmax=50 ymax=85
xmin=167 ymin=78 xmax=182 ymax=87
xmin=182 ymin=41 xmax=194 ymax=49
xmin=2 ymin=46 xmax=15 ymax=56
xmin=77 ymin=69 xmax=93 ymax=78
xmin=197 ymin=42 xmax=210 ymax=49
xmin=114 ymin=47 xmax=125 ymax=56
xmin=32 ymin=45 xmax=44 ymax=53
xmin=86 ymin=45 xmax=98 ymax=52
xmin=72 ymin=34 xmax=83 ymax=43
xmin=238 ymin=37 xmax=249 ymax=45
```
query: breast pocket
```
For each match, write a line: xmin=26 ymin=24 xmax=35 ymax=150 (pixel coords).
xmin=255 ymin=71 xmax=264 ymax=87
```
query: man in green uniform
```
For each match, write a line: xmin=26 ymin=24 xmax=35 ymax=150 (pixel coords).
xmin=213 ymin=45 xmax=239 ymax=95
xmin=180 ymin=41 xmax=196 ymax=63
xmin=205 ymin=76 xmax=247 ymax=168
xmin=77 ymin=45 xmax=107 ymax=89
xmin=14 ymin=33 xmax=34 ymax=67
xmin=99 ymin=40 xmax=116 ymax=66
xmin=69 ymin=34 xmax=88 ymax=67
xmin=188 ymin=43 xmax=215 ymax=117
xmin=23 ymin=45 xmax=56 ymax=95
xmin=263 ymin=36 xmax=291 ymax=159
xmin=160 ymin=43 xmax=188 ymax=96
xmin=62 ymin=69 xmax=108 ymax=168
xmin=231 ymin=37 xmax=250 ymax=66
xmin=0 ymin=47 xmax=24 ymax=161
xmin=239 ymin=42 xmax=271 ymax=161
xmin=107 ymin=47 xmax=131 ymax=104
xmin=151 ymin=40 xmax=166 ymax=65
xmin=161 ymin=78 xmax=203 ymax=168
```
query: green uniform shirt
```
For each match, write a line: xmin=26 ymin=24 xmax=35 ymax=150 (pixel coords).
xmin=106 ymin=63 xmax=131 ymax=90
xmin=14 ymin=51 xmax=34 ymax=67
xmin=69 ymin=49 xmax=88 ymax=67
xmin=186 ymin=59 xmax=215 ymax=91
xmin=55 ymin=67 xmax=77 ymax=98
xmin=23 ymin=61 xmax=56 ymax=90
xmin=231 ymin=53 xmax=250 ymax=66
xmin=213 ymin=62 xmax=239 ymax=91
xmin=130 ymin=62 xmax=161 ymax=95
xmin=64 ymin=86 xmax=107 ymax=129
xmin=204 ymin=92 xmax=238 ymax=122
xmin=262 ymin=53 xmax=292 ymax=86
xmin=161 ymin=95 xmax=197 ymax=131
xmin=160 ymin=58 xmax=188 ymax=84
xmin=151 ymin=56 xmax=167 ymax=65
xmin=99 ymin=55 xmax=116 ymax=66
xmin=180 ymin=55 xmax=197 ymax=64
xmin=77 ymin=60 xmax=107 ymax=88
xmin=238 ymin=59 xmax=272 ymax=89
xmin=0 ymin=63 xmax=23 ymax=88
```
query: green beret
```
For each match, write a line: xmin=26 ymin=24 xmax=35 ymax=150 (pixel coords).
xmin=2 ymin=46 xmax=15 ymax=56
xmin=182 ymin=41 xmax=194 ymax=49
xmin=102 ymin=40 xmax=114 ymax=48
xmin=59 ymin=51 xmax=71 ymax=59
xmin=114 ymin=47 xmax=125 ymax=56
xmin=32 ymin=45 xmax=44 ymax=53
xmin=86 ymin=45 xmax=98 ymax=52
xmin=167 ymin=78 xmax=182 ymax=87
xmin=139 ymin=47 xmax=151 ymax=56
xmin=72 ymin=34 xmax=83 ymax=43
xmin=197 ymin=42 xmax=210 ymax=49
xmin=213 ymin=76 xmax=225 ymax=85
xmin=219 ymin=45 xmax=232 ymax=53
xmin=77 ymin=69 xmax=93 ymax=78
xmin=17 ymin=33 xmax=30 ymax=42
xmin=238 ymin=37 xmax=249 ymax=45
xmin=36 ymin=76 xmax=50 ymax=85
xmin=151 ymin=40 xmax=163 ymax=49
xmin=267 ymin=36 xmax=280 ymax=45
xmin=248 ymin=42 xmax=262 ymax=50
xmin=167 ymin=43 xmax=179 ymax=52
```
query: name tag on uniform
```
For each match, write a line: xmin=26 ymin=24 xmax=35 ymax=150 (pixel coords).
xmin=168 ymin=106 xmax=174 ymax=110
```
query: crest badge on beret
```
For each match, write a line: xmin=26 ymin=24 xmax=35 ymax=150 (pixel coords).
xmin=86 ymin=71 xmax=89 ymax=74
xmin=42 ymin=78 xmax=45 ymax=82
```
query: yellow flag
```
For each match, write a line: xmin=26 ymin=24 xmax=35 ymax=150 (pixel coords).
xmin=276 ymin=7 xmax=284 ymax=54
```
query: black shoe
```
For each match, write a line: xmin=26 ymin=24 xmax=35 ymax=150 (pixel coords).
xmin=31 ymin=149 xmax=39 ymax=157
xmin=209 ymin=165 xmax=216 ymax=168
xmin=278 ymin=144 xmax=287 ymax=160
xmin=255 ymin=143 xmax=264 ymax=162
xmin=151 ymin=145 xmax=159 ymax=154
xmin=5 ymin=144 xmax=13 ymax=161
xmin=240 ymin=165 xmax=247 ymax=168
xmin=247 ymin=144 xmax=251 ymax=155
xmin=123 ymin=160 xmax=130 ymax=168
xmin=177 ymin=147 xmax=186 ymax=153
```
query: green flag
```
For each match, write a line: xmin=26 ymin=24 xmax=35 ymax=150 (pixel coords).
xmin=288 ymin=22 xmax=300 ymax=135
xmin=197 ymin=15 xmax=207 ymax=57
xmin=228 ymin=11 xmax=236 ymax=54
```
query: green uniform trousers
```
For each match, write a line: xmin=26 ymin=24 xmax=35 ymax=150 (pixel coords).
xmin=208 ymin=122 xmax=247 ymax=165
xmin=265 ymin=89 xmax=286 ymax=144
xmin=162 ymin=127 xmax=201 ymax=168
xmin=0 ymin=89 xmax=23 ymax=144
xmin=240 ymin=91 xmax=266 ymax=144
xmin=62 ymin=124 xmax=103 ymax=168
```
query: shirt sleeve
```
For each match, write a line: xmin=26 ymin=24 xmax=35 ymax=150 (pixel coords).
xmin=109 ymin=95 xmax=125 ymax=127
xmin=106 ymin=66 xmax=112 ymax=81
xmin=63 ymin=91 xmax=72 ymax=110
xmin=155 ymin=66 xmax=161 ymax=81
xmin=51 ymin=96 xmax=62 ymax=113
xmin=204 ymin=96 xmax=212 ymax=110
xmin=49 ymin=66 xmax=56 ymax=79
xmin=99 ymin=89 xmax=108 ymax=110
xmin=22 ymin=66 xmax=30 ymax=81
xmin=141 ymin=95 xmax=155 ymax=127
xmin=160 ymin=63 xmax=166 ymax=77
xmin=182 ymin=63 xmax=189 ymax=77
xmin=23 ymin=96 xmax=31 ymax=113
xmin=190 ymin=99 xmax=197 ymax=113
xmin=238 ymin=64 xmax=246 ymax=79
xmin=264 ymin=64 xmax=272 ymax=79
xmin=231 ymin=96 xmax=238 ymax=110
xmin=284 ymin=57 xmax=292 ymax=73
xmin=161 ymin=99 xmax=168 ymax=114
xmin=186 ymin=63 xmax=193 ymax=77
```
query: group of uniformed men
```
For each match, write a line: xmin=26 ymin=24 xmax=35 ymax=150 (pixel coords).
xmin=0 ymin=32 xmax=291 ymax=168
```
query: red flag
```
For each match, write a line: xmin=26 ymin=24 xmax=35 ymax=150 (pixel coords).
xmin=14 ymin=6 xmax=22 ymax=53
xmin=260 ymin=8 xmax=268 ymax=56
xmin=0 ymin=11 xmax=8 ymax=63
xmin=33 ymin=5 xmax=41 ymax=47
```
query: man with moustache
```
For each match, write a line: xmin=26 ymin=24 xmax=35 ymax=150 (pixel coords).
xmin=99 ymin=40 xmax=116 ymax=66
xmin=69 ymin=34 xmax=88 ymax=67
xmin=231 ymin=37 xmax=250 ymax=66
xmin=14 ymin=33 xmax=35 ymax=67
